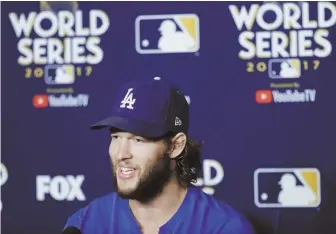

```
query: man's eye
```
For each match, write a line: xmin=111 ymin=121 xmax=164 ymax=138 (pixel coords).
xmin=134 ymin=138 xmax=144 ymax=143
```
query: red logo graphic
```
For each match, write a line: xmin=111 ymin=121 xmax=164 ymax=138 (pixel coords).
xmin=33 ymin=95 xmax=49 ymax=108
xmin=256 ymin=90 xmax=272 ymax=104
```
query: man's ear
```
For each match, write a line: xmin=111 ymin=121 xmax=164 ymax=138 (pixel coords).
xmin=168 ymin=132 xmax=187 ymax=159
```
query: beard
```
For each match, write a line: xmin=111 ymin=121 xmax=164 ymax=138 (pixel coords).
xmin=112 ymin=154 xmax=173 ymax=203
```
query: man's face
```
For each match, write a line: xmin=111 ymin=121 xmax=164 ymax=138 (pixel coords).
xmin=109 ymin=130 xmax=173 ymax=202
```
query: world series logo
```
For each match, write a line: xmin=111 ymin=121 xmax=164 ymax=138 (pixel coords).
xmin=229 ymin=2 xmax=336 ymax=104
xmin=8 ymin=1 xmax=111 ymax=108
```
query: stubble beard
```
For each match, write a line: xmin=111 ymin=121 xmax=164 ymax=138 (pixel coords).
xmin=112 ymin=155 xmax=173 ymax=203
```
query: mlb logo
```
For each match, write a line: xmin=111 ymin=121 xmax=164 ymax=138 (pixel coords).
xmin=44 ymin=64 xmax=75 ymax=85
xmin=254 ymin=168 xmax=321 ymax=208
xmin=184 ymin=95 xmax=191 ymax=105
xmin=0 ymin=162 xmax=8 ymax=186
xmin=40 ymin=1 xmax=78 ymax=13
xmin=268 ymin=59 xmax=301 ymax=79
xmin=135 ymin=14 xmax=200 ymax=54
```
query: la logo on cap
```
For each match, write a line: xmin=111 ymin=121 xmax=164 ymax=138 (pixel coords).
xmin=120 ymin=88 xmax=136 ymax=109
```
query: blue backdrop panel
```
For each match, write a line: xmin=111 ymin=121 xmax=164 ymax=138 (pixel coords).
xmin=1 ymin=1 xmax=336 ymax=234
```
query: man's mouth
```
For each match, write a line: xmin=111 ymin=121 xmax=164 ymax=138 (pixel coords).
xmin=118 ymin=166 xmax=137 ymax=179
xmin=120 ymin=167 xmax=135 ymax=174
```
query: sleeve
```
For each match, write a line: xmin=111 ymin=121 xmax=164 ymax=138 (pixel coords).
xmin=214 ymin=218 xmax=256 ymax=234
xmin=63 ymin=207 xmax=86 ymax=232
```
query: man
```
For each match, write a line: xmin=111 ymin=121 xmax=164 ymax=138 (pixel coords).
xmin=63 ymin=77 xmax=255 ymax=234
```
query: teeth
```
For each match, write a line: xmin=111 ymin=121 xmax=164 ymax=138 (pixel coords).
xmin=121 ymin=167 xmax=134 ymax=173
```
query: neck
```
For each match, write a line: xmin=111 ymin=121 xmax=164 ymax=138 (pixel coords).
xmin=129 ymin=179 xmax=188 ymax=229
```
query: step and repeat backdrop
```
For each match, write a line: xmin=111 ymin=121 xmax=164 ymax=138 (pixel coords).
xmin=1 ymin=1 xmax=336 ymax=234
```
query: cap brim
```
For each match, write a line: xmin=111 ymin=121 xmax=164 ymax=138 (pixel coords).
xmin=90 ymin=116 xmax=167 ymax=138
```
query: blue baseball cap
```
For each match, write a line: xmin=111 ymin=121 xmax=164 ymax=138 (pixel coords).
xmin=90 ymin=77 xmax=189 ymax=138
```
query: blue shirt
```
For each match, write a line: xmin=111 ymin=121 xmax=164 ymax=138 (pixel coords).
xmin=64 ymin=187 xmax=255 ymax=234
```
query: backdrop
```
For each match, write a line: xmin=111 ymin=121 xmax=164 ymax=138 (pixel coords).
xmin=1 ymin=1 xmax=336 ymax=234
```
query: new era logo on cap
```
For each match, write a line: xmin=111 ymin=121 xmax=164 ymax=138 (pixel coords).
xmin=256 ymin=90 xmax=272 ymax=104
xmin=175 ymin=117 xmax=182 ymax=126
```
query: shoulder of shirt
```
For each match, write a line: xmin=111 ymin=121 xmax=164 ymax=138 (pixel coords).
xmin=69 ymin=192 xmax=119 ymax=216
xmin=64 ymin=192 xmax=121 ymax=230
xmin=87 ymin=191 xmax=119 ymax=207
xmin=190 ymin=188 xmax=255 ymax=234
xmin=90 ymin=191 xmax=119 ymax=205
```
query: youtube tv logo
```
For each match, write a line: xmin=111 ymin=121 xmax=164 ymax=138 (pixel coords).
xmin=33 ymin=95 xmax=49 ymax=108
xmin=256 ymin=90 xmax=272 ymax=104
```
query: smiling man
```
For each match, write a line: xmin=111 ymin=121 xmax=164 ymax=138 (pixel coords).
xmin=63 ymin=77 xmax=255 ymax=234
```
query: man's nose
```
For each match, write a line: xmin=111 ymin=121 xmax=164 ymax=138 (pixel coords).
xmin=116 ymin=139 xmax=132 ymax=161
